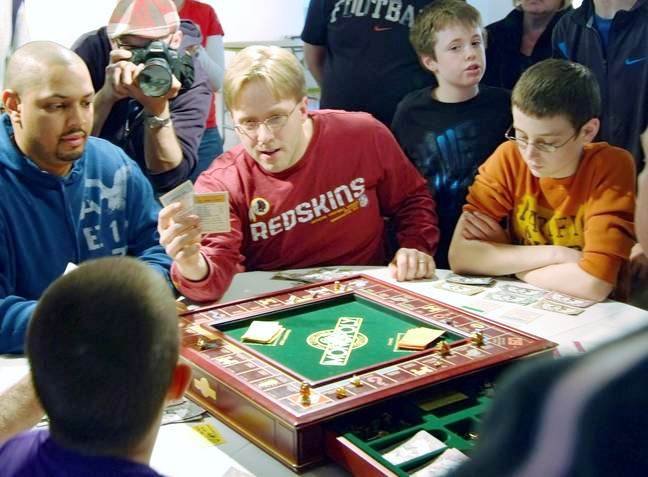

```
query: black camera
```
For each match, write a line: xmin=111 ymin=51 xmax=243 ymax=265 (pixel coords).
xmin=130 ymin=41 xmax=195 ymax=97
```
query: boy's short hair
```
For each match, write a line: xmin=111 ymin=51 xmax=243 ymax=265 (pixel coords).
xmin=410 ymin=0 xmax=483 ymax=60
xmin=223 ymin=45 xmax=306 ymax=110
xmin=27 ymin=257 xmax=179 ymax=455
xmin=512 ymin=59 xmax=601 ymax=131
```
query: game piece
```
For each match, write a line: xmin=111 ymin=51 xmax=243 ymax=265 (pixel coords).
xmin=335 ymin=387 xmax=348 ymax=399
xmin=196 ymin=337 xmax=206 ymax=350
xmin=471 ymin=331 xmax=484 ymax=347
xmin=333 ymin=280 xmax=341 ymax=292
xmin=435 ymin=340 xmax=451 ymax=356
xmin=300 ymin=382 xmax=311 ymax=406
xmin=351 ymin=375 xmax=363 ymax=387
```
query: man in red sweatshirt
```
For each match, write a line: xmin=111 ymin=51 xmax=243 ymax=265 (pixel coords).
xmin=159 ymin=46 xmax=440 ymax=302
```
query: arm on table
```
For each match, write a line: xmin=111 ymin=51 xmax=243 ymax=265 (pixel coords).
xmin=0 ymin=375 xmax=44 ymax=444
xmin=449 ymin=213 xmax=580 ymax=276
xmin=517 ymin=264 xmax=613 ymax=301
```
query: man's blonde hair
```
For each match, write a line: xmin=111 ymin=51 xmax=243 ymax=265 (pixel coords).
xmin=410 ymin=0 xmax=483 ymax=60
xmin=224 ymin=45 xmax=306 ymax=110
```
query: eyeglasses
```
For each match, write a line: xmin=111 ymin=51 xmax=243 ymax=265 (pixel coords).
xmin=234 ymin=103 xmax=299 ymax=139
xmin=504 ymin=126 xmax=578 ymax=153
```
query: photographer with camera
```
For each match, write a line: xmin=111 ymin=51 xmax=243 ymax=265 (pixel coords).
xmin=73 ymin=0 xmax=211 ymax=193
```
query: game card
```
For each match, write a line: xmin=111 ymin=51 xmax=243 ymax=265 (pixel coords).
xmin=533 ymin=299 xmax=585 ymax=315
xmin=544 ymin=291 xmax=595 ymax=308
xmin=446 ymin=274 xmax=495 ymax=286
xmin=434 ymin=281 xmax=487 ymax=296
xmin=486 ymin=290 xmax=538 ymax=305
xmin=193 ymin=192 xmax=231 ymax=233
xmin=498 ymin=283 xmax=545 ymax=298
xmin=382 ymin=430 xmax=446 ymax=465
xmin=160 ymin=181 xmax=231 ymax=233
xmin=159 ymin=179 xmax=195 ymax=214
xmin=411 ymin=448 xmax=470 ymax=477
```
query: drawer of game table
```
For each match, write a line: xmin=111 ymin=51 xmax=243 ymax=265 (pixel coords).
xmin=325 ymin=377 xmax=493 ymax=476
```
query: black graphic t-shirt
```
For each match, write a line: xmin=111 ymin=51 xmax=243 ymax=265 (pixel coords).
xmin=302 ymin=0 xmax=437 ymax=125
xmin=391 ymin=85 xmax=512 ymax=268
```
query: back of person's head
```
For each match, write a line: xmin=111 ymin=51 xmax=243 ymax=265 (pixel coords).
xmin=410 ymin=0 xmax=483 ymax=60
xmin=27 ymin=257 xmax=179 ymax=455
xmin=107 ymin=0 xmax=180 ymax=40
xmin=223 ymin=45 xmax=306 ymax=110
xmin=512 ymin=59 xmax=600 ymax=131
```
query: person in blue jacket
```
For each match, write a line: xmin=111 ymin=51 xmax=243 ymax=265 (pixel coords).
xmin=0 ymin=41 xmax=172 ymax=354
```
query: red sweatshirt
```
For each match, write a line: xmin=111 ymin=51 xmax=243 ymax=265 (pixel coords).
xmin=172 ymin=110 xmax=439 ymax=301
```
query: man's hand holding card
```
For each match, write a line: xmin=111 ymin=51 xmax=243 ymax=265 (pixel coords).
xmin=157 ymin=181 xmax=231 ymax=281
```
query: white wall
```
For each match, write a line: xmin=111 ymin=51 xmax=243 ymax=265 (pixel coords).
xmin=19 ymin=0 xmax=530 ymax=47
xmin=24 ymin=0 xmax=116 ymax=47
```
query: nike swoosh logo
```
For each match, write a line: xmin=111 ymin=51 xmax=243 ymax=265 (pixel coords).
xmin=625 ymin=57 xmax=646 ymax=65
xmin=373 ymin=25 xmax=392 ymax=32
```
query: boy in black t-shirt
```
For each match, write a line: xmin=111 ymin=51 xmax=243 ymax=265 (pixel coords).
xmin=391 ymin=0 xmax=511 ymax=268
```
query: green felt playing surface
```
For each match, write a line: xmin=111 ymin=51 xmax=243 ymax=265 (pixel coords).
xmin=218 ymin=295 xmax=463 ymax=382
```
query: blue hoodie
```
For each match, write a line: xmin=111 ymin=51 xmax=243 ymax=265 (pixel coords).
xmin=0 ymin=114 xmax=172 ymax=354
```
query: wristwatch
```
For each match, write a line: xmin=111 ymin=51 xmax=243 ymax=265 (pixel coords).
xmin=144 ymin=113 xmax=172 ymax=129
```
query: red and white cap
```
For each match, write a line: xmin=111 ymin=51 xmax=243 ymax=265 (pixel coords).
xmin=107 ymin=0 xmax=180 ymax=40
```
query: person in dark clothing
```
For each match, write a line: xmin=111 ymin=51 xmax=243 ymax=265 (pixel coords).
xmin=392 ymin=0 xmax=511 ymax=269
xmin=301 ymin=0 xmax=437 ymax=126
xmin=552 ymin=0 xmax=648 ymax=166
xmin=73 ymin=0 xmax=211 ymax=193
xmin=484 ymin=0 xmax=571 ymax=89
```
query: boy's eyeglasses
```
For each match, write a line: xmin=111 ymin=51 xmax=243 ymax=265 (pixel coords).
xmin=504 ymin=126 xmax=578 ymax=153
xmin=234 ymin=103 xmax=299 ymax=139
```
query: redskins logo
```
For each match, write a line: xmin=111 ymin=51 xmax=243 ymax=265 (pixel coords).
xmin=249 ymin=197 xmax=271 ymax=222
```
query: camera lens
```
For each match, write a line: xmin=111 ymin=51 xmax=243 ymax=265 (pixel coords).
xmin=138 ymin=58 xmax=172 ymax=97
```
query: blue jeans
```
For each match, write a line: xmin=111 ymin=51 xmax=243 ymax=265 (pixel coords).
xmin=191 ymin=126 xmax=223 ymax=183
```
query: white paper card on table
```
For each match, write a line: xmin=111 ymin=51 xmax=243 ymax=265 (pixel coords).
xmin=381 ymin=430 xmax=446 ymax=465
